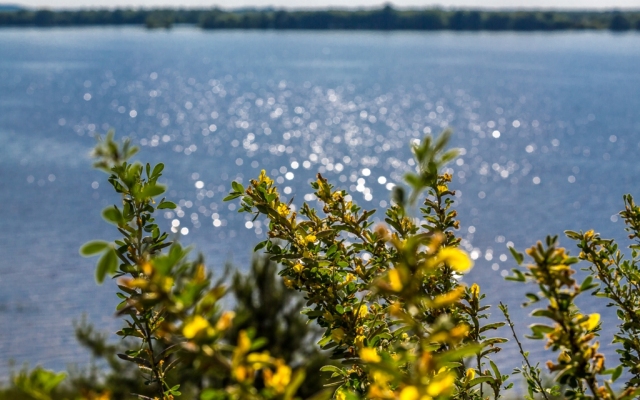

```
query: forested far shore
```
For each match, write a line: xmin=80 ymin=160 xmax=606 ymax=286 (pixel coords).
xmin=0 ymin=6 xmax=639 ymax=31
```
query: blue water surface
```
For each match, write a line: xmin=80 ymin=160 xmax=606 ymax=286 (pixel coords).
xmin=1 ymin=27 xmax=639 ymax=380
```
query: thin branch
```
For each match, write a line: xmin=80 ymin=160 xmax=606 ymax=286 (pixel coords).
xmin=499 ymin=302 xmax=550 ymax=400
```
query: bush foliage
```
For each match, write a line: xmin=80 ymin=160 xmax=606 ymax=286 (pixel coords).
xmin=3 ymin=131 xmax=640 ymax=400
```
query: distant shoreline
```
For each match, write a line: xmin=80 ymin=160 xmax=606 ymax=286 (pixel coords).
xmin=1 ymin=6 xmax=639 ymax=31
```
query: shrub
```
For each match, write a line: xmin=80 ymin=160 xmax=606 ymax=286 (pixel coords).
xmin=4 ymin=130 xmax=640 ymax=400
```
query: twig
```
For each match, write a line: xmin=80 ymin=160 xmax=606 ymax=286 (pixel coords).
xmin=499 ymin=302 xmax=550 ymax=400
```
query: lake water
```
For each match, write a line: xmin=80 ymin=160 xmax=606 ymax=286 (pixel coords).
xmin=1 ymin=27 xmax=639 ymax=380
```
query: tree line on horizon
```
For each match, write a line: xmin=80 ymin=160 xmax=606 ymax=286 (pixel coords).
xmin=0 ymin=5 xmax=639 ymax=31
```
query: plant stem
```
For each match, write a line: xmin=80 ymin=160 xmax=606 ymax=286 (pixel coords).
xmin=499 ymin=302 xmax=549 ymax=400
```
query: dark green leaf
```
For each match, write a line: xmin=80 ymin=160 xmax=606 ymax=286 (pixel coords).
xmin=479 ymin=322 xmax=505 ymax=333
xmin=157 ymin=201 xmax=177 ymax=210
xmin=580 ymin=275 xmax=598 ymax=292
xmin=231 ymin=181 xmax=244 ymax=193
xmin=254 ymin=240 xmax=267 ymax=251
xmin=96 ymin=248 xmax=118 ymax=284
xmin=223 ymin=193 xmax=242 ymax=202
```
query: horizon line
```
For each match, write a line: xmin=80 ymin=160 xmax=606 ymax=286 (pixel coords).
xmin=3 ymin=3 xmax=640 ymax=12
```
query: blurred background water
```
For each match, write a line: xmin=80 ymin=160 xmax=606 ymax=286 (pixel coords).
xmin=0 ymin=27 xmax=639 ymax=379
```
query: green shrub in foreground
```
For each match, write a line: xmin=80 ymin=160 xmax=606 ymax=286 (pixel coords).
xmin=4 ymin=131 xmax=640 ymax=400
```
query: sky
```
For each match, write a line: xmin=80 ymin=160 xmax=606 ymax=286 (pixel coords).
xmin=6 ymin=0 xmax=640 ymax=10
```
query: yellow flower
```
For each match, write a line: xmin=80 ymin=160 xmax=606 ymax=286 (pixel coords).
xmin=305 ymin=234 xmax=317 ymax=243
xmin=388 ymin=302 xmax=402 ymax=316
xmin=580 ymin=313 xmax=600 ymax=331
xmin=141 ymin=262 xmax=153 ymax=276
xmin=323 ymin=311 xmax=334 ymax=322
xmin=400 ymin=386 xmax=420 ymax=400
xmin=247 ymin=351 xmax=272 ymax=366
xmin=335 ymin=389 xmax=347 ymax=400
xmin=258 ymin=169 xmax=273 ymax=186
xmin=558 ymin=351 xmax=571 ymax=363
xmin=331 ymin=328 xmax=345 ymax=343
xmin=359 ymin=347 xmax=381 ymax=363
xmin=465 ymin=368 xmax=476 ymax=381
xmin=355 ymin=335 xmax=366 ymax=349
xmin=450 ymin=324 xmax=469 ymax=339
xmin=283 ymin=277 xmax=294 ymax=288
xmin=470 ymin=283 xmax=480 ymax=298
xmin=194 ymin=263 xmax=206 ymax=282
xmin=371 ymin=370 xmax=391 ymax=385
xmin=98 ymin=392 xmax=111 ymax=400
xmin=264 ymin=360 xmax=291 ymax=393
xmin=354 ymin=304 xmax=368 ymax=319
xmin=368 ymin=384 xmax=387 ymax=399
xmin=277 ymin=203 xmax=290 ymax=217
xmin=238 ymin=330 xmax=251 ymax=353
xmin=215 ymin=311 xmax=235 ymax=331
xmin=427 ymin=372 xmax=455 ymax=397
xmin=432 ymin=286 xmax=465 ymax=308
xmin=233 ymin=365 xmax=248 ymax=381
xmin=183 ymin=316 xmax=211 ymax=339
xmin=388 ymin=269 xmax=403 ymax=291
xmin=344 ymin=273 xmax=356 ymax=285
xmin=293 ymin=263 xmax=304 ymax=273
xmin=161 ymin=276 xmax=174 ymax=292
xmin=436 ymin=247 xmax=473 ymax=273
xmin=437 ymin=185 xmax=448 ymax=194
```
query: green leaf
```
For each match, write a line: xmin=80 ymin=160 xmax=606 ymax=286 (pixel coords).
xmin=531 ymin=309 xmax=554 ymax=319
xmin=151 ymin=163 xmax=164 ymax=178
xmin=505 ymin=269 xmax=526 ymax=282
xmin=265 ymin=193 xmax=277 ymax=203
xmin=439 ymin=344 xmax=483 ymax=363
xmin=580 ymin=275 xmax=598 ymax=292
xmin=479 ymin=322 xmax=506 ymax=333
xmin=141 ymin=184 xmax=166 ymax=198
xmin=528 ymin=323 xmax=555 ymax=339
xmin=231 ymin=181 xmax=244 ymax=193
xmin=565 ymin=230 xmax=581 ymax=240
xmin=157 ymin=201 xmax=177 ymax=209
xmin=200 ymin=389 xmax=225 ymax=400
xmin=529 ymin=324 xmax=555 ymax=333
xmin=489 ymin=360 xmax=501 ymax=378
xmin=525 ymin=293 xmax=540 ymax=303
xmin=254 ymin=240 xmax=267 ymax=251
xmin=509 ymin=246 xmax=524 ymax=265
xmin=102 ymin=206 xmax=122 ymax=224
xmin=469 ymin=376 xmax=495 ymax=387
xmin=80 ymin=240 xmax=109 ymax=256
xmin=223 ymin=193 xmax=242 ymax=202
xmin=96 ymin=248 xmax=118 ymax=284
xmin=319 ymin=365 xmax=344 ymax=374
xmin=604 ymin=365 xmax=623 ymax=382
xmin=284 ymin=369 xmax=306 ymax=400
